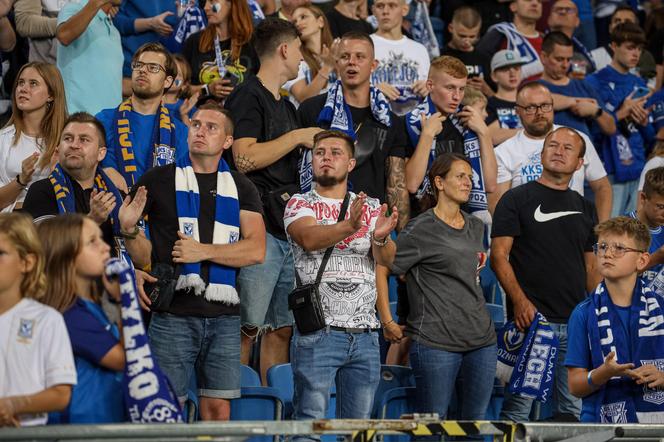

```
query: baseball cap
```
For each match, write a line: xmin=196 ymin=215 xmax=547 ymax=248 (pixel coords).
xmin=491 ymin=50 xmax=526 ymax=72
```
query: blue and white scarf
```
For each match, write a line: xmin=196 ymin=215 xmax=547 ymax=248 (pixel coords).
xmin=298 ymin=80 xmax=391 ymax=192
xmin=497 ymin=313 xmax=559 ymax=402
xmin=170 ymin=5 xmax=206 ymax=52
xmin=588 ymin=279 xmax=664 ymax=423
xmin=175 ymin=155 xmax=240 ymax=303
xmin=49 ymin=164 xmax=131 ymax=265
xmin=405 ymin=96 xmax=488 ymax=212
xmin=410 ymin=0 xmax=439 ymax=59
xmin=488 ymin=22 xmax=543 ymax=80
xmin=247 ymin=0 xmax=265 ymax=23
xmin=105 ymin=259 xmax=183 ymax=423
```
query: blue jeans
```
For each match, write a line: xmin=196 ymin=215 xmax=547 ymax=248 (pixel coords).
xmin=148 ymin=313 xmax=241 ymax=401
xmin=409 ymin=340 xmax=497 ymax=419
xmin=237 ymin=232 xmax=294 ymax=330
xmin=608 ymin=176 xmax=638 ymax=218
xmin=291 ymin=328 xmax=380 ymax=441
xmin=500 ymin=323 xmax=581 ymax=421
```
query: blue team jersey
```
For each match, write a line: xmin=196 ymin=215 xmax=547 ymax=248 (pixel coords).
xmin=629 ymin=211 xmax=664 ymax=295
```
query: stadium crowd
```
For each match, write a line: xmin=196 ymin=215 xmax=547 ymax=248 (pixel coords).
xmin=1 ymin=0 xmax=664 ymax=429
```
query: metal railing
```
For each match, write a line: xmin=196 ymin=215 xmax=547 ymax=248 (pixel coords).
xmin=2 ymin=419 xmax=664 ymax=442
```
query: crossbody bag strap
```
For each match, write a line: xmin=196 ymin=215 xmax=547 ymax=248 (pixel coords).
xmin=313 ymin=192 xmax=350 ymax=286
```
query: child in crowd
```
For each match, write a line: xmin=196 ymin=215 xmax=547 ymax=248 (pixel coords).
xmin=0 ymin=213 xmax=76 ymax=427
xmin=38 ymin=214 xmax=126 ymax=423
xmin=566 ymin=216 xmax=664 ymax=423
xmin=164 ymin=54 xmax=198 ymax=126
xmin=462 ymin=86 xmax=489 ymax=121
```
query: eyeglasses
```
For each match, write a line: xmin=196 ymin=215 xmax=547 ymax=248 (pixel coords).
xmin=592 ymin=242 xmax=645 ymax=257
xmin=515 ymin=103 xmax=554 ymax=115
xmin=552 ymin=6 xmax=576 ymax=15
xmin=131 ymin=61 xmax=166 ymax=74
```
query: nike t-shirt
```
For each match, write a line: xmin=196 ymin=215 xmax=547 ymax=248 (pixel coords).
xmin=492 ymin=181 xmax=597 ymax=323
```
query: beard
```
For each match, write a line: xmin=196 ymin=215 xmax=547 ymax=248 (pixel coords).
xmin=132 ymin=84 xmax=163 ymax=100
xmin=525 ymin=118 xmax=553 ymax=137
xmin=313 ymin=171 xmax=347 ymax=187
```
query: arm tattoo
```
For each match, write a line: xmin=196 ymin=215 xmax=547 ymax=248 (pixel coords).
xmin=234 ymin=154 xmax=258 ymax=173
xmin=386 ymin=156 xmax=410 ymax=231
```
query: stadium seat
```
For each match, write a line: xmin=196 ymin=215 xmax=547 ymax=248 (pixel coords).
xmin=378 ymin=386 xmax=417 ymax=442
xmin=267 ymin=363 xmax=337 ymax=420
xmin=371 ymin=365 xmax=415 ymax=418
xmin=242 ymin=364 xmax=261 ymax=387
xmin=230 ymin=386 xmax=283 ymax=442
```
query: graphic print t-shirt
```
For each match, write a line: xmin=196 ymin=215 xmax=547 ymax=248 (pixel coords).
xmin=284 ymin=190 xmax=382 ymax=329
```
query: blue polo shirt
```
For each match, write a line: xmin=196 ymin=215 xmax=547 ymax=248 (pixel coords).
xmin=57 ymin=1 xmax=123 ymax=115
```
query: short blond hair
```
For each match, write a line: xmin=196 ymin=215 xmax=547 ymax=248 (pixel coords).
xmin=0 ymin=213 xmax=45 ymax=299
xmin=595 ymin=216 xmax=651 ymax=252
xmin=429 ymin=56 xmax=468 ymax=79
xmin=452 ymin=6 xmax=481 ymax=28
xmin=462 ymin=87 xmax=487 ymax=107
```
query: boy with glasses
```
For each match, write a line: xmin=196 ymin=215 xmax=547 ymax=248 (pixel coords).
xmin=96 ymin=42 xmax=189 ymax=192
xmin=565 ymin=216 xmax=664 ymax=423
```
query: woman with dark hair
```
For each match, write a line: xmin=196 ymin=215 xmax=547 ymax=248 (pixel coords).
xmin=373 ymin=152 xmax=497 ymax=419
xmin=284 ymin=4 xmax=337 ymax=105
xmin=0 ymin=62 xmax=66 ymax=212
xmin=182 ymin=0 xmax=258 ymax=101
xmin=39 ymin=214 xmax=126 ymax=423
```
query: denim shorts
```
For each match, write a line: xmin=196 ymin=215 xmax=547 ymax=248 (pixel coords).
xmin=237 ymin=232 xmax=294 ymax=330
xmin=148 ymin=313 xmax=241 ymax=401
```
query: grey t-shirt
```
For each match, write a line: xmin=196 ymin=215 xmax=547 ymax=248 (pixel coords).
xmin=392 ymin=209 xmax=496 ymax=352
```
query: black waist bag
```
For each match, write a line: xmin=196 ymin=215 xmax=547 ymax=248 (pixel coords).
xmin=288 ymin=193 xmax=350 ymax=334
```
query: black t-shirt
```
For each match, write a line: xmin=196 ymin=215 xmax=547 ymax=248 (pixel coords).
xmin=182 ymin=31 xmax=260 ymax=86
xmin=298 ymin=93 xmax=407 ymax=201
xmin=491 ymin=180 xmax=598 ymax=323
xmin=225 ymin=75 xmax=301 ymax=238
xmin=134 ymin=163 xmax=263 ymax=318
xmin=648 ymin=29 xmax=664 ymax=65
xmin=325 ymin=9 xmax=373 ymax=38
xmin=22 ymin=174 xmax=117 ymax=253
xmin=486 ymin=96 xmax=520 ymax=129
xmin=440 ymin=46 xmax=490 ymax=81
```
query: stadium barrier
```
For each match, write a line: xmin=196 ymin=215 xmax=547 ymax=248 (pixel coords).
xmin=2 ymin=419 xmax=664 ymax=441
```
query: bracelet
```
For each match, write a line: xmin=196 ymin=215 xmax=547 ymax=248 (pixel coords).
xmin=587 ymin=369 xmax=599 ymax=388
xmin=120 ymin=225 xmax=140 ymax=239
xmin=15 ymin=174 xmax=27 ymax=187
xmin=381 ymin=319 xmax=395 ymax=327
xmin=372 ymin=234 xmax=389 ymax=247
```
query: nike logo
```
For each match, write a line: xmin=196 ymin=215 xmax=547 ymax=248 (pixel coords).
xmin=534 ymin=205 xmax=582 ymax=222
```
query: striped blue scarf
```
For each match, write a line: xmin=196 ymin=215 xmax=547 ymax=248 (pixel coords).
xmin=299 ymin=80 xmax=391 ymax=192
xmin=175 ymin=155 xmax=240 ymax=304
xmin=489 ymin=22 xmax=543 ymax=80
xmin=588 ymin=279 xmax=664 ymax=423
xmin=405 ymin=96 xmax=488 ymax=212
xmin=172 ymin=5 xmax=206 ymax=50
xmin=49 ymin=164 xmax=131 ymax=265
xmin=105 ymin=258 xmax=183 ymax=423
xmin=410 ymin=0 xmax=440 ymax=59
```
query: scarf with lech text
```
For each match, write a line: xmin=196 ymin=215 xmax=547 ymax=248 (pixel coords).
xmin=588 ymin=279 xmax=664 ymax=423
xmin=49 ymin=164 xmax=131 ymax=265
xmin=405 ymin=96 xmax=488 ymax=213
xmin=298 ymin=80 xmax=391 ymax=192
xmin=175 ymin=154 xmax=240 ymax=303
xmin=105 ymin=258 xmax=183 ymax=423
xmin=498 ymin=313 xmax=559 ymax=402
xmin=113 ymin=98 xmax=176 ymax=187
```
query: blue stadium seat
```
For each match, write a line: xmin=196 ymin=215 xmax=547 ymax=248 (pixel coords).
xmin=486 ymin=379 xmax=505 ymax=420
xmin=231 ymin=386 xmax=283 ymax=442
xmin=486 ymin=303 xmax=505 ymax=329
xmin=378 ymin=387 xmax=417 ymax=442
xmin=266 ymin=363 xmax=294 ymax=418
xmin=242 ymin=364 xmax=261 ymax=387
xmin=371 ymin=365 xmax=415 ymax=418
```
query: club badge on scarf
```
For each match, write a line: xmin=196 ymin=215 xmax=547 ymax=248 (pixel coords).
xmin=298 ymin=80 xmax=392 ymax=192
xmin=496 ymin=313 xmax=558 ymax=402
xmin=588 ymin=280 xmax=664 ymax=423
xmin=105 ymin=259 xmax=183 ymax=423
xmin=114 ymin=99 xmax=177 ymax=187
xmin=405 ymin=97 xmax=488 ymax=212
xmin=49 ymin=164 xmax=132 ymax=266
xmin=175 ymin=154 xmax=240 ymax=303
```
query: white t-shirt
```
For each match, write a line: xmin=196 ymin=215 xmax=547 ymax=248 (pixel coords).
xmin=638 ymin=156 xmax=664 ymax=191
xmin=283 ymin=61 xmax=334 ymax=108
xmin=370 ymin=34 xmax=430 ymax=116
xmin=0 ymin=298 xmax=77 ymax=426
xmin=495 ymin=124 xmax=607 ymax=195
xmin=284 ymin=190 xmax=382 ymax=329
xmin=0 ymin=125 xmax=51 ymax=212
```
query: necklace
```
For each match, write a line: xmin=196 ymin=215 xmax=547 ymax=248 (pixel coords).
xmin=256 ymin=75 xmax=280 ymax=100
xmin=433 ymin=206 xmax=464 ymax=229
